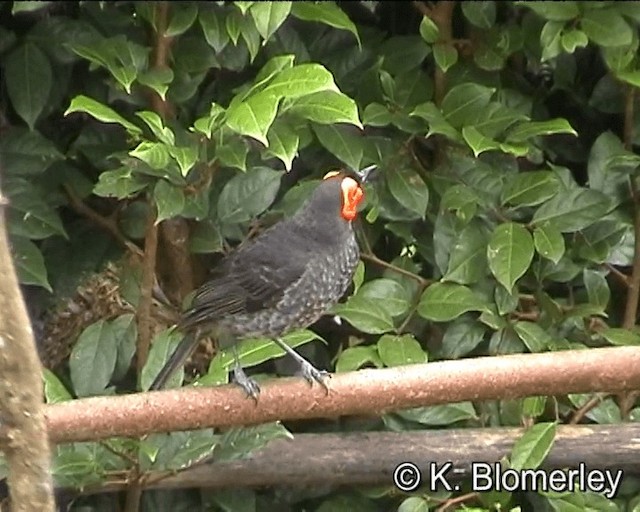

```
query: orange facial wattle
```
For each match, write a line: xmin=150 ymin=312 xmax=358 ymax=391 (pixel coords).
xmin=340 ymin=177 xmax=364 ymax=221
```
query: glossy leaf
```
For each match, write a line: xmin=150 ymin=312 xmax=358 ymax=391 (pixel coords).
xmin=265 ymin=121 xmax=299 ymax=171
xmin=5 ymin=42 xmax=52 ymax=130
xmin=359 ymin=278 xmax=411 ymax=317
xmin=225 ymin=92 xmax=280 ymax=146
xmin=249 ymin=1 xmax=291 ymax=41
xmin=510 ymin=422 xmax=556 ymax=471
xmin=140 ymin=328 xmax=185 ymax=390
xmin=532 ymin=189 xmax=611 ymax=233
xmin=377 ymin=334 xmax=427 ymax=367
xmin=507 ymin=119 xmax=577 ymax=142
xmin=487 ymin=223 xmax=534 ymax=293
xmin=386 ymin=168 xmax=429 ymax=218
xmin=154 ymin=180 xmax=185 ymax=223
xmin=217 ymin=167 xmax=282 ymax=224
xmin=135 ymin=111 xmax=175 ymax=145
xmin=69 ymin=320 xmax=118 ymax=397
xmin=65 ymin=95 xmax=142 ymax=136
xmin=333 ymin=296 xmax=394 ymax=334
xmin=312 ymin=124 xmax=363 ymax=171
xmin=441 ymin=83 xmax=495 ymax=128
xmin=335 ymin=346 xmax=383 ymax=372
xmin=10 ymin=236 xmax=51 ymax=291
xmin=287 ymin=90 xmax=362 ymax=127
xmin=501 ymin=171 xmax=561 ymax=207
xmin=418 ymin=282 xmax=488 ymax=322
xmin=600 ymin=328 xmax=640 ymax=346
xmin=290 ymin=1 xmax=360 ymax=44
xmin=581 ymin=9 xmax=633 ymax=47
xmin=533 ymin=224 xmax=565 ymax=264
xmin=513 ymin=321 xmax=553 ymax=353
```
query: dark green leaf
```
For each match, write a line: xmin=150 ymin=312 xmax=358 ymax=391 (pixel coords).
xmin=167 ymin=145 xmax=199 ymax=176
xmin=433 ymin=43 xmax=458 ymax=73
xmin=461 ymin=126 xmax=501 ymax=157
xmin=5 ymin=42 xmax=52 ymax=130
xmin=69 ymin=320 xmax=118 ymax=397
xmin=396 ymin=402 xmax=477 ymax=426
xmin=507 ymin=119 xmax=577 ymax=142
xmin=380 ymin=36 xmax=430 ymax=74
xmin=332 ymin=296 xmax=394 ymax=334
xmin=513 ymin=321 xmax=553 ymax=352
xmin=166 ymin=2 xmax=198 ymax=37
xmin=441 ymin=83 xmax=496 ymax=128
xmin=215 ymin=422 xmax=292 ymax=462
xmin=444 ymin=222 xmax=488 ymax=285
xmin=312 ymin=124 xmax=363 ymax=171
xmin=0 ymin=128 xmax=62 ymax=176
xmin=386 ymin=168 xmax=429 ymax=218
xmin=217 ymin=167 xmax=282 ymax=224
xmin=462 ymin=1 xmax=496 ymax=28
xmin=487 ymin=223 xmax=534 ymax=293
xmin=418 ymin=282 xmax=488 ymax=322
xmin=561 ymin=29 xmax=589 ymax=53
xmin=154 ymin=180 xmax=185 ymax=223
xmin=93 ymin=167 xmax=148 ymax=199
xmin=501 ymin=171 xmax=561 ymax=207
xmin=290 ymin=2 xmax=360 ymax=44
xmin=138 ymin=67 xmax=174 ymax=101
xmin=199 ymin=8 xmax=230 ymax=52
xmin=411 ymin=102 xmax=461 ymax=141
xmin=583 ymin=269 xmax=610 ymax=312
xmin=359 ymin=278 xmax=411 ymax=317
xmin=12 ymin=1 xmax=52 ymax=14
xmin=141 ymin=328 xmax=185 ymax=390
xmin=377 ymin=334 xmax=427 ymax=367
xmin=111 ymin=314 xmax=137 ymax=381
xmin=398 ymin=497 xmax=429 ymax=512
xmin=335 ymin=346 xmax=383 ymax=372
xmin=441 ymin=317 xmax=486 ymax=358
xmin=533 ymin=224 xmax=565 ymax=264
xmin=581 ymin=8 xmax=633 ymax=47
xmin=521 ymin=1 xmax=579 ymax=21
xmin=532 ymin=189 xmax=611 ymax=233
xmin=510 ymin=422 xmax=556 ymax=470
xmin=10 ymin=236 xmax=51 ymax=291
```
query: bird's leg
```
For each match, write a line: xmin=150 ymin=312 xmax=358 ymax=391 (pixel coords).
xmin=273 ymin=338 xmax=330 ymax=392
xmin=231 ymin=345 xmax=260 ymax=401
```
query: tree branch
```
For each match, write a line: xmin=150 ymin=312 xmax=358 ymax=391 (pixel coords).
xmin=44 ymin=346 xmax=640 ymax=443
xmin=0 ymin=184 xmax=55 ymax=511
xmin=65 ymin=424 xmax=640 ymax=494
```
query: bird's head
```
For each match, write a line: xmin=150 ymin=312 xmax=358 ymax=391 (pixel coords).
xmin=320 ymin=170 xmax=365 ymax=222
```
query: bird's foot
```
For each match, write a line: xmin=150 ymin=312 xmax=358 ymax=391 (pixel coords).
xmin=299 ymin=361 xmax=331 ymax=394
xmin=233 ymin=365 xmax=260 ymax=402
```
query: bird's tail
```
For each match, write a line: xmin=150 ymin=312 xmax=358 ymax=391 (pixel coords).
xmin=148 ymin=332 xmax=199 ymax=391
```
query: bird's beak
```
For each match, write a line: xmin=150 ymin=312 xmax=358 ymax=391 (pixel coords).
xmin=356 ymin=165 xmax=377 ymax=183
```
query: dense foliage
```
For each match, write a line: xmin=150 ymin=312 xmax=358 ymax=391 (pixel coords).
xmin=1 ymin=1 xmax=640 ymax=510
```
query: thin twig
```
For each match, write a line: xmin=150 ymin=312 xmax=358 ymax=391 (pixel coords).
xmin=569 ymin=393 xmax=607 ymax=425
xmin=360 ymin=252 xmax=430 ymax=286
xmin=436 ymin=492 xmax=479 ymax=512
xmin=604 ymin=263 xmax=630 ymax=287
xmin=64 ymin=184 xmax=143 ymax=257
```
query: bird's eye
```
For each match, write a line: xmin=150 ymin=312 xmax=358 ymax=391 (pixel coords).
xmin=323 ymin=170 xmax=341 ymax=180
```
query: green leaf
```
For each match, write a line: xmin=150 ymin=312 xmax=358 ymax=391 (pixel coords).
xmin=501 ymin=171 xmax=561 ymax=207
xmin=359 ymin=278 xmax=411 ymax=317
xmin=510 ymin=422 xmax=556 ymax=471
xmin=166 ymin=2 xmax=198 ymax=37
xmin=440 ymin=318 xmax=486 ymax=358
xmin=441 ymin=83 xmax=496 ymax=128
xmin=386 ymin=168 xmax=429 ymax=218
xmin=532 ymin=189 xmax=611 ymax=233
xmin=335 ymin=346 xmax=383 ymax=372
xmin=583 ymin=269 xmax=610 ymax=311
xmin=129 ymin=141 xmax=170 ymax=170
xmin=418 ymin=282 xmax=488 ymax=322
xmin=312 ymin=124 xmax=363 ymax=171
xmin=10 ymin=236 xmax=51 ymax=291
xmin=226 ymin=8 xmax=242 ymax=45
xmin=69 ymin=320 xmax=118 ymax=397
xmin=93 ymin=167 xmax=148 ymax=199
xmin=234 ymin=1 xmax=254 ymax=15
xmin=419 ymin=17 xmax=439 ymax=43
xmin=533 ymin=224 xmax=565 ymax=264
xmin=540 ymin=20 xmax=564 ymax=62
xmin=7 ymin=183 xmax=66 ymax=240
xmin=581 ymin=9 xmax=633 ymax=47
xmin=363 ymin=103 xmax=393 ymax=127
xmin=141 ymin=328 xmax=185 ymax=390
xmin=507 ymin=119 xmax=576 ymax=142
xmin=444 ymin=222 xmax=488 ymax=285
xmin=111 ymin=314 xmax=137 ymax=381
xmin=377 ymin=334 xmax=427 ymax=367
xmin=521 ymin=1 xmax=579 ymax=21
xmin=215 ymin=422 xmax=292 ymax=462
xmin=290 ymin=1 xmax=360 ymax=44
xmin=225 ymin=92 xmax=279 ymax=145
xmin=5 ymin=42 xmax=52 ymax=130
xmin=398 ymin=497 xmax=429 ymax=512
xmin=135 ymin=111 xmax=175 ymax=145
xmin=513 ymin=321 xmax=553 ymax=352
xmin=167 ymin=145 xmax=199 ymax=176
xmin=287 ymin=90 xmax=362 ymax=128
xmin=487 ymin=223 xmax=534 ymax=293
xmin=396 ymin=402 xmax=477 ymax=426
xmin=154 ymin=180 xmax=185 ymax=223
xmin=43 ymin=369 xmax=72 ymax=404
xmin=380 ymin=36 xmax=430 ymax=74
xmin=262 ymin=63 xmax=339 ymax=99
xmin=249 ymin=1 xmax=291 ymax=41
xmin=217 ymin=167 xmax=282 ymax=224
xmin=462 ymin=1 xmax=496 ymax=28
xmin=12 ymin=1 xmax=52 ymax=14
xmin=193 ymin=102 xmax=225 ymax=139
xmin=138 ymin=67 xmax=174 ymax=101
xmin=0 ymin=128 xmax=62 ymax=176
xmin=199 ymin=8 xmax=230 ymax=52
xmin=411 ymin=102 xmax=461 ymax=141
xmin=265 ymin=121 xmax=299 ymax=171
xmin=617 ymin=70 xmax=640 ymax=88
xmin=217 ymin=136 xmax=249 ymax=171
xmin=332 ymin=296 xmax=394 ymax=334
xmin=600 ymin=328 xmax=640 ymax=346
xmin=461 ymin=126 xmax=500 ymax=157
xmin=433 ymin=44 xmax=458 ymax=73
xmin=65 ymin=95 xmax=142 ymax=136
xmin=561 ymin=29 xmax=589 ymax=53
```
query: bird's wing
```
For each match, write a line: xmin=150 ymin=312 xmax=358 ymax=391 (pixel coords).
xmin=179 ymin=223 xmax=309 ymax=330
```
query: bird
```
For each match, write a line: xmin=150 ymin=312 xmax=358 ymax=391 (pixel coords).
xmin=148 ymin=167 xmax=374 ymax=398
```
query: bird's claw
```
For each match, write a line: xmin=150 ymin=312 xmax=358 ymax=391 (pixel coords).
xmin=233 ymin=366 xmax=261 ymax=402
xmin=299 ymin=362 xmax=331 ymax=394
